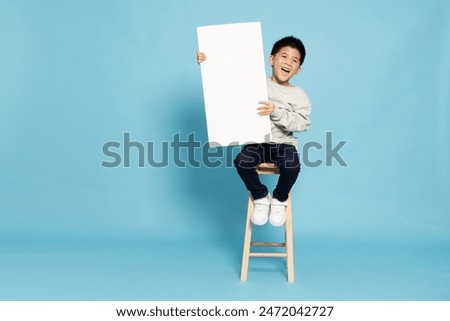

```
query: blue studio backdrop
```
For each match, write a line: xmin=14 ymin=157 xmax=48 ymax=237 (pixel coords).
xmin=1 ymin=0 xmax=449 ymax=300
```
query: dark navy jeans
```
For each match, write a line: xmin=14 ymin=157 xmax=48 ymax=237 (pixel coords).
xmin=233 ymin=143 xmax=300 ymax=202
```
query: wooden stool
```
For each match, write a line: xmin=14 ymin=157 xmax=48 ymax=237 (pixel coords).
xmin=240 ymin=162 xmax=295 ymax=282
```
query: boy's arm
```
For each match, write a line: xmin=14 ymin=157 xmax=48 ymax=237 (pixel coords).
xmin=270 ymin=93 xmax=311 ymax=132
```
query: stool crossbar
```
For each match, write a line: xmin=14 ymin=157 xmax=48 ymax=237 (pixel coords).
xmin=240 ymin=162 xmax=295 ymax=282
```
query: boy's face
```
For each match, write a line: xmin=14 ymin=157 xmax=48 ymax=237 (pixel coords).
xmin=269 ymin=46 xmax=301 ymax=86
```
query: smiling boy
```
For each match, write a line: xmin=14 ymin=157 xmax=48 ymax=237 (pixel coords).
xmin=197 ymin=36 xmax=311 ymax=226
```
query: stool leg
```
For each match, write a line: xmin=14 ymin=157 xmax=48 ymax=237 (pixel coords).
xmin=285 ymin=194 xmax=295 ymax=282
xmin=240 ymin=194 xmax=253 ymax=281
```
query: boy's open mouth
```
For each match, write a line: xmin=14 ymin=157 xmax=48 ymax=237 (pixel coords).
xmin=281 ymin=67 xmax=290 ymax=73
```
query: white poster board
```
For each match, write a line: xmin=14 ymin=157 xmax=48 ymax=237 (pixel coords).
xmin=197 ymin=22 xmax=271 ymax=147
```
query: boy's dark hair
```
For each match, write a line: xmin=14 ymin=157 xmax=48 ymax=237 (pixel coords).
xmin=271 ymin=36 xmax=306 ymax=65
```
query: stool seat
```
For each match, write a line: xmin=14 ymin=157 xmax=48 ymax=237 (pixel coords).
xmin=256 ymin=162 xmax=279 ymax=174
xmin=240 ymin=162 xmax=295 ymax=282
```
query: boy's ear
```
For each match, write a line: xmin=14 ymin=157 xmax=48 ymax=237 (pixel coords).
xmin=269 ymin=55 xmax=274 ymax=66
xmin=296 ymin=66 xmax=301 ymax=74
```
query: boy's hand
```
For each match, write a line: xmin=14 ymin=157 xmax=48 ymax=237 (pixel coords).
xmin=197 ymin=51 xmax=206 ymax=64
xmin=257 ymin=101 xmax=275 ymax=116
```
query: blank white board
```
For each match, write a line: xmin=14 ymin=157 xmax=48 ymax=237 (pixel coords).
xmin=197 ymin=22 xmax=271 ymax=147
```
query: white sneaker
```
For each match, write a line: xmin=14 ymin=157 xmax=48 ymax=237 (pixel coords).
xmin=251 ymin=195 xmax=270 ymax=225
xmin=269 ymin=198 xmax=288 ymax=226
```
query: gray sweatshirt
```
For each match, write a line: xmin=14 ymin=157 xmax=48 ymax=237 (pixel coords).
xmin=267 ymin=77 xmax=311 ymax=147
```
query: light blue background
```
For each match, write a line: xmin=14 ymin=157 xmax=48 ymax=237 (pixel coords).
xmin=1 ymin=0 xmax=449 ymax=300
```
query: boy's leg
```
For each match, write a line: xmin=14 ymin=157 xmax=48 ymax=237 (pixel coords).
xmin=234 ymin=144 xmax=268 ymax=200
xmin=271 ymin=144 xmax=300 ymax=202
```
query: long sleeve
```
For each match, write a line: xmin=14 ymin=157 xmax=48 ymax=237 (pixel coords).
xmin=266 ymin=77 xmax=312 ymax=146
xmin=270 ymin=95 xmax=311 ymax=132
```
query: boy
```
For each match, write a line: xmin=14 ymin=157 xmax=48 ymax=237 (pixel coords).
xmin=197 ymin=36 xmax=311 ymax=226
